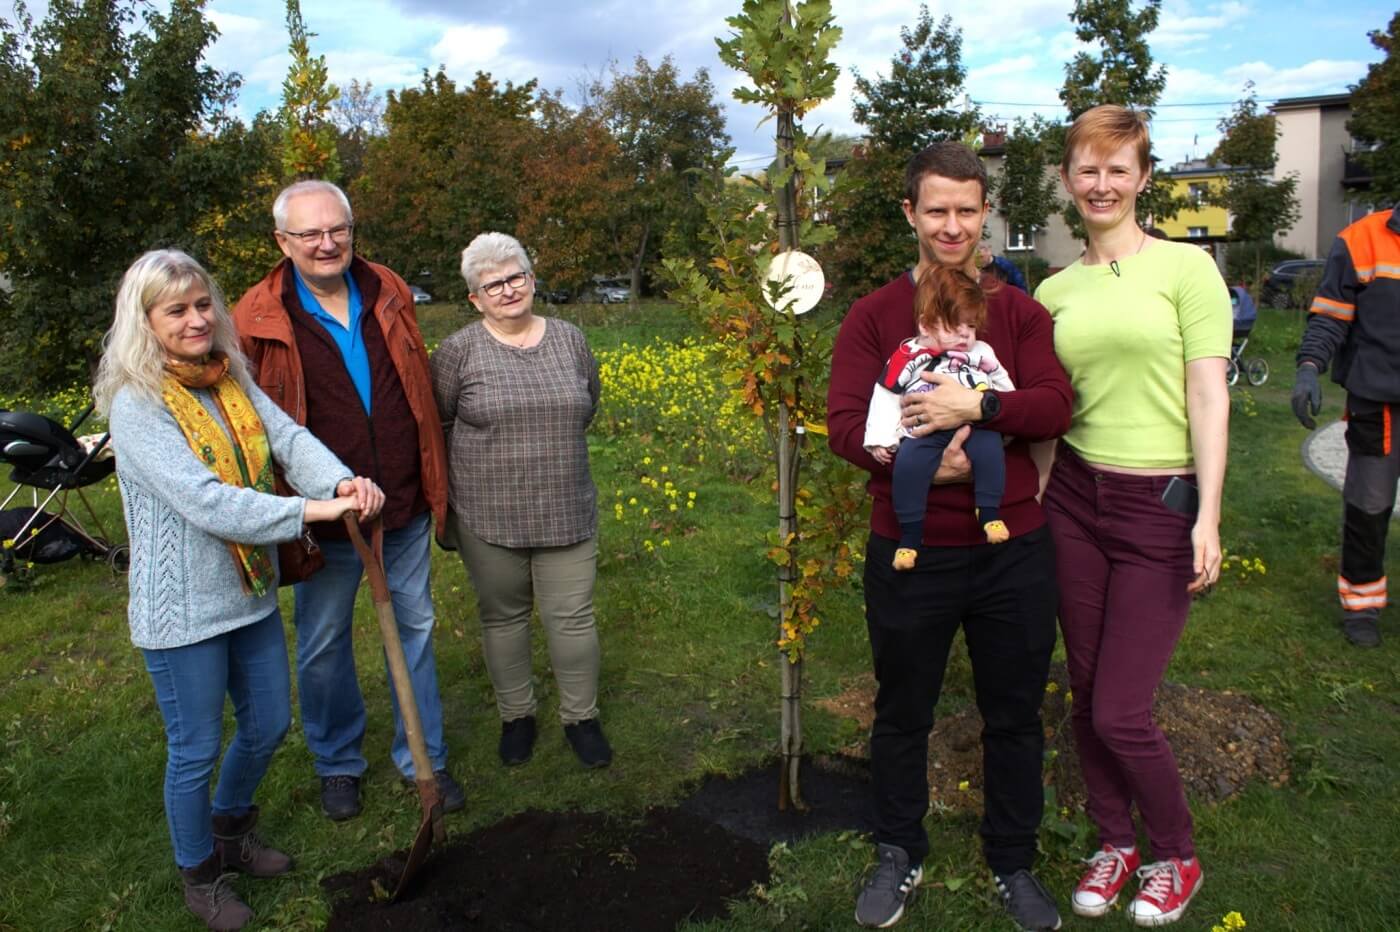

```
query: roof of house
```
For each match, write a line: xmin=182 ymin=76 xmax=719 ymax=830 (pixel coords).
xmin=1270 ymin=93 xmax=1352 ymax=113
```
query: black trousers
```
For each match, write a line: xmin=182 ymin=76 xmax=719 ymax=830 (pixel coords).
xmin=863 ymin=526 xmax=1058 ymax=874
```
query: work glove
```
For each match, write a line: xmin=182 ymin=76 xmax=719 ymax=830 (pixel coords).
xmin=1292 ymin=364 xmax=1322 ymax=430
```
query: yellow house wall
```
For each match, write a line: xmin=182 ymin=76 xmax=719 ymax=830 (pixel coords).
xmin=1156 ymin=176 xmax=1232 ymax=238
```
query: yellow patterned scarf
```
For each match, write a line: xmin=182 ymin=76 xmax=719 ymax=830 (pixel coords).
xmin=161 ymin=353 xmax=277 ymax=597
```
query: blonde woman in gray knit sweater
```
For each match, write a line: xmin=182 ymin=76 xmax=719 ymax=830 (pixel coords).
xmin=94 ymin=250 xmax=383 ymax=932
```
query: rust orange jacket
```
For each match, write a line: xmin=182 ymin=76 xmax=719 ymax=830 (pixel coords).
xmin=232 ymin=257 xmax=448 ymax=536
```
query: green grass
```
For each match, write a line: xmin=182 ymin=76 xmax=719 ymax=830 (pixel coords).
xmin=2 ymin=305 xmax=1398 ymax=930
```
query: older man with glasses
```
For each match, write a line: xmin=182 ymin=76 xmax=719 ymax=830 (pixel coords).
xmin=232 ymin=180 xmax=463 ymax=821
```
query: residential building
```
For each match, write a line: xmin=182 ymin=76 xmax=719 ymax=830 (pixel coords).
xmin=1155 ymin=159 xmax=1248 ymax=243
xmin=979 ymin=134 xmax=1083 ymax=272
xmin=1271 ymin=93 xmax=1375 ymax=258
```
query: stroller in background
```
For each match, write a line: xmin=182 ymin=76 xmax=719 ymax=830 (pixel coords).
xmin=0 ymin=403 xmax=128 ymax=575
xmin=1226 ymin=285 xmax=1269 ymax=387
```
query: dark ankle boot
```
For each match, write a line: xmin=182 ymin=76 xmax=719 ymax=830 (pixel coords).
xmin=180 ymin=851 xmax=253 ymax=931
xmin=212 ymin=806 xmax=293 ymax=877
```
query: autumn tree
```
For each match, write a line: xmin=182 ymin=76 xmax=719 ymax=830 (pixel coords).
xmin=1207 ymin=85 xmax=1300 ymax=294
xmin=584 ymin=55 xmax=729 ymax=309
xmin=1348 ymin=12 xmax=1400 ymax=204
xmin=821 ymin=6 xmax=978 ymax=307
xmin=993 ymin=116 xmax=1062 ymax=284
xmin=516 ymin=91 xmax=628 ymax=297
xmin=353 ymin=69 xmax=536 ymax=298
xmin=0 ymin=0 xmax=245 ymax=391
xmin=279 ymin=0 xmax=339 ymax=182
xmin=1057 ymin=0 xmax=1186 ymax=231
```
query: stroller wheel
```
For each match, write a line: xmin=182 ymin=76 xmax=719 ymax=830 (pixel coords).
xmin=1246 ymin=358 xmax=1270 ymax=386
xmin=1225 ymin=359 xmax=1240 ymax=386
xmin=107 ymin=544 xmax=130 ymax=574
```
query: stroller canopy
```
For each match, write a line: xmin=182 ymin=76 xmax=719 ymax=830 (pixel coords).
xmin=1230 ymin=286 xmax=1257 ymax=331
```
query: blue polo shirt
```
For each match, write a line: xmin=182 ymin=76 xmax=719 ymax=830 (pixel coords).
xmin=293 ymin=269 xmax=371 ymax=414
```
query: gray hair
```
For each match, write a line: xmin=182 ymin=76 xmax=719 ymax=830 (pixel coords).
xmin=272 ymin=180 xmax=353 ymax=230
xmin=93 ymin=250 xmax=252 ymax=413
xmin=460 ymin=232 xmax=533 ymax=293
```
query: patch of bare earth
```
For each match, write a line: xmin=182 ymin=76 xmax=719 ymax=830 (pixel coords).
xmin=817 ymin=661 xmax=1290 ymax=811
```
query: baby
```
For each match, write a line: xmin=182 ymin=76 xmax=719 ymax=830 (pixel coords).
xmin=864 ymin=266 xmax=1015 ymax=570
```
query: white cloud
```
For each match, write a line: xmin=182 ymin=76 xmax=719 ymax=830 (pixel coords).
xmin=1155 ymin=0 xmax=1251 ymax=50
xmin=429 ymin=24 xmax=511 ymax=74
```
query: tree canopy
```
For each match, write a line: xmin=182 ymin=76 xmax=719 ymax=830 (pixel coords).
xmin=821 ymin=6 xmax=977 ymax=306
xmin=1348 ymin=12 xmax=1400 ymax=205
xmin=0 ymin=0 xmax=246 ymax=390
xmin=1208 ymin=85 xmax=1300 ymax=245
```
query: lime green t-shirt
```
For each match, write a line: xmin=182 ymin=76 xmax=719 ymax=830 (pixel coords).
xmin=1034 ymin=241 xmax=1232 ymax=468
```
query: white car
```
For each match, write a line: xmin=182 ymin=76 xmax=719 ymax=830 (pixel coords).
xmin=408 ymin=286 xmax=432 ymax=305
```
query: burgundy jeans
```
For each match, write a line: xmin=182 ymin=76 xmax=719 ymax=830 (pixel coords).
xmin=1043 ymin=448 xmax=1197 ymax=860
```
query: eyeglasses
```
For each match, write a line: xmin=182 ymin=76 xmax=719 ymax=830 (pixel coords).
xmin=280 ymin=223 xmax=354 ymax=245
xmin=479 ymin=271 xmax=531 ymax=297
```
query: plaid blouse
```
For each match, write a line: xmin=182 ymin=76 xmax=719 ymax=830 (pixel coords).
xmin=430 ymin=318 xmax=600 ymax=548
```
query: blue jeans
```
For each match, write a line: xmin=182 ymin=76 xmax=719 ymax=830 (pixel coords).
xmin=293 ymin=512 xmax=447 ymax=778
xmin=143 ymin=610 xmax=291 ymax=869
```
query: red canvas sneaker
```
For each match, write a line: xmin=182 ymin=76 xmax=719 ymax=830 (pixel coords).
xmin=1072 ymin=844 xmax=1141 ymax=917
xmin=1128 ymin=857 xmax=1203 ymax=926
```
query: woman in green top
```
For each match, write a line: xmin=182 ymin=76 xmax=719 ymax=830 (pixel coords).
xmin=1033 ymin=105 xmax=1231 ymax=928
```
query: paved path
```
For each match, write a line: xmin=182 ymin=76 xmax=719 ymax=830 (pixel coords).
xmin=1300 ymin=419 xmax=1400 ymax=515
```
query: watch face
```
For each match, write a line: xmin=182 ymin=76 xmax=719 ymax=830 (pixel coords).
xmin=982 ymin=392 xmax=1000 ymax=418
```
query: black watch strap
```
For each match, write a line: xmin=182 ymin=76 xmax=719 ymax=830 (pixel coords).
xmin=980 ymin=390 xmax=1001 ymax=421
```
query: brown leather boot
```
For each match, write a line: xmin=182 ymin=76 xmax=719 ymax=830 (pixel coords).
xmin=180 ymin=851 xmax=253 ymax=931
xmin=212 ymin=806 xmax=292 ymax=877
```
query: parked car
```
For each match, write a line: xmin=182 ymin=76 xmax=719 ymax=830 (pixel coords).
xmin=586 ymin=277 xmax=631 ymax=304
xmin=409 ymin=285 xmax=433 ymax=305
xmin=534 ymin=281 xmax=571 ymax=304
xmin=1260 ymin=259 xmax=1325 ymax=308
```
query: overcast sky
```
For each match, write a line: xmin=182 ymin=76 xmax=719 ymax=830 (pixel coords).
xmin=5 ymin=1 xmax=1389 ymax=169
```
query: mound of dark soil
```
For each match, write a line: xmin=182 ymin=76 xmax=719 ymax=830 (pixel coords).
xmin=819 ymin=661 xmax=1291 ymax=811
xmin=323 ymin=757 xmax=872 ymax=931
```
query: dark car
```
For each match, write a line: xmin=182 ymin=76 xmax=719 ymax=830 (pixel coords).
xmin=408 ymin=285 xmax=432 ymax=305
xmin=534 ymin=280 xmax=571 ymax=304
xmin=1261 ymin=259 xmax=1325 ymax=308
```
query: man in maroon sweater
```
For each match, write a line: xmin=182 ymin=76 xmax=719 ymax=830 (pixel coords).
xmin=829 ymin=143 xmax=1072 ymax=930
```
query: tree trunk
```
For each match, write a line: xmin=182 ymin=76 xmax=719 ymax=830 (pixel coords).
xmin=774 ymin=86 xmax=805 ymax=811
xmin=629 ymin=221 xmax=650 ymax=319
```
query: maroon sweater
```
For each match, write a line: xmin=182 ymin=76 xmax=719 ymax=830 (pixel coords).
xmin=827 ymin=270 xmax=1073 ymax=546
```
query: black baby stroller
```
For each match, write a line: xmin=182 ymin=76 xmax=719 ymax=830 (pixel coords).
xmin=0 ymin=403 xmax=128 ymax=575
xmin=1225 ymin=285 xmax=1269 ymax=387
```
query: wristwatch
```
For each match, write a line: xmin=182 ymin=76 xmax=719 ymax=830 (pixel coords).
xmin=980 ymin=390 xmax=1001 ymax=421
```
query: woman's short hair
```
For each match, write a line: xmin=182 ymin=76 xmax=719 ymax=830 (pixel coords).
xmin=94 ymin=249 xmax=251 ymax=413
xmin=1062 ymin=104 xmax=1151 ymax=174
xmin=915 ymin=265 xmax=987 ymax=334
xmin=272 ymin=180 xmax=353 ymax=230
xmin=460 ymin=232 xmax=533 ymax=293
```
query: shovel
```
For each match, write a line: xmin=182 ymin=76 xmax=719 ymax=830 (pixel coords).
xmin=342 ymin=514 xmax=446 ymax=900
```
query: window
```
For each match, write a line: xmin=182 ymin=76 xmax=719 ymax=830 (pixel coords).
xmin=1006 ymin=226 xmax=1035 ymax=251
xmin=1187 ymin=226 xmax=1208 ymax=239
xmin=1188 ymin=183 xmax=1208 ymax=206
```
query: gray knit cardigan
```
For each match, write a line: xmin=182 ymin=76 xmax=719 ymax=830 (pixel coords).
xmin=110 ymin=381 xmax=351 ymax=650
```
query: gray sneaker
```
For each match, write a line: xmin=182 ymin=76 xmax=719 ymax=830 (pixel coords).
xmin=1342 ymin=612 xmax=1381 ymax=647
xmin=994 ymin=869 xmax=1062 ymax=931
xmin=855 ymin=843 xmax=923 ymax=928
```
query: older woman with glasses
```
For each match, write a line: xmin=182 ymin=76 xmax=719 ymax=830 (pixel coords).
xmin=430 ymin=232 xmax=610 ymax=769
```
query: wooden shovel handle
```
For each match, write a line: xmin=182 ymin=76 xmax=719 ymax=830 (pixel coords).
xmin=342 ymin=515 xmax=440 ymax=818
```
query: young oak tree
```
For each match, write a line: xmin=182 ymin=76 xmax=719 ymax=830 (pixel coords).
xmin=821 ymin=6 xmax=979 ymax=307
xmin=1057 ymin=0 xmax=1188 ymax=233
xmin=280 ymin=0 xmax=340 ymax=182
xmin=0 ymin=0 xmax=244 ymax=391
xmin=1348 ymin=12 xmax=1400 ymax=205
xmin=667 ymin=0 xmax=868 ymax=812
